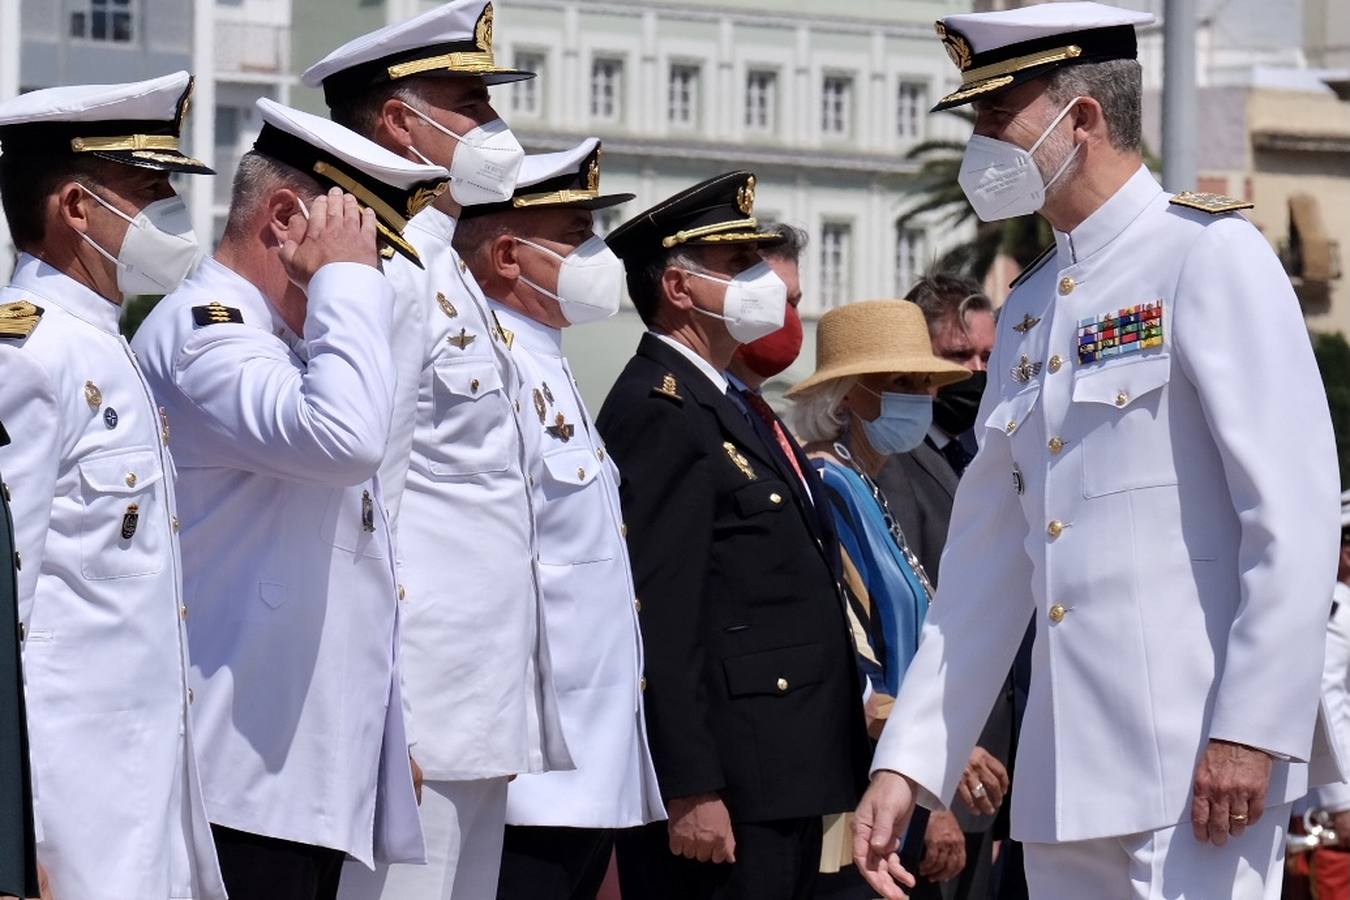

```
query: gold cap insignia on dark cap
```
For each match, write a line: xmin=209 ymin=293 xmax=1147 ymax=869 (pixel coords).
xmin=587 ymin=155 xmax=600 ymax=192
xmin=476 ymin=3 xmax=494 ymax=54
xmin=737 ymin=175 xmax=756 ymax=216
xmin=935 ymin=22 xmax=973 ymax=71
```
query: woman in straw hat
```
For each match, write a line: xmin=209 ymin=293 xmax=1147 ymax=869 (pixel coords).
xmin=785 ymin=299 xmax=972 ymax=894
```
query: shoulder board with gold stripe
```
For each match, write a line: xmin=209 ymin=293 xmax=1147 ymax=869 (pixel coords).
xmin=0 ymin=300 xmax=44 ymax=340
xmin=192 ymin=301 xmax=245 ymax=327
xmin=1009 ymin=244 xmax=1056 ymax=292
xmin=1169 ymin=191 xmax=1253 ymax=215
xmin=650 ymin=373 xmax=684 ymax=405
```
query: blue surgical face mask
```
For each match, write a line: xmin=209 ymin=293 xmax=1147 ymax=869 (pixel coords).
xmin=858 ymin=386 xmax=933 ymax=455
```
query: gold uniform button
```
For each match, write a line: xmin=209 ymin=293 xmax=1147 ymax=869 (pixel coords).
xmin=180 ymin=604 xmax=188 ymax=620
xmin=776 ymin=677 xmax=789 ymax=692
xmin=1048 ymin=355 xmax=1064 ymax=374
xmin=1005 ymin=421 xmax=1018 ymax=435
xmin=398 ymin=584 xmax=407 ymax=602
xmin=1048 ymin=436 xmax=1065 ymax=455
xmin=621 ymin=523 xmax=628 ymax=537
xmin=124 ymin=472 xmax=138 ymax=487
xmin=171 ymin=516 xmax=181 ymax=533
xmin=576 ymin=467 xmax=586 ymax=480
xmin=597 ymin=448 xmax=605 ymax=462
xmin=188 ymin=687 xmax=195 ymax=704
xmin=639 ymin=677 xmax=647 ymax=692
xmin=1047 ymin=520 xmax=1065 ymax=539
xmin=1058 ymin=277 xmax=1076 ymax=296
xmin=769 ymin=492 xmax=783 ymax=504
xmin=1115 ymin=391 xmax=1129 ymax=407
xmin=1049 ymin=604 xmax=1067 ymax=624
xmin=634 ymin=598 xmax=642 ymax=613
xmin=470 ymin=378 xmax=480 ymax=393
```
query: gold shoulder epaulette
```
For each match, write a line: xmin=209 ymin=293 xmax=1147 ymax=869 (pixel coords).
xmin=0 ymin=300 xmax=44 ymax=340
xmin=1169 ymin=191 xmax=1253 ymax=215
xmin=651 ymin=373 xmax=683 ymax=404
xmin=192 ymin=301 xmax=244 ymax=327
xmin=1009 ymin=244 xmax=1056 ymax=291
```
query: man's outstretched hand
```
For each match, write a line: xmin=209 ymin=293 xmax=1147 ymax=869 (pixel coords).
xmin=853 ymin=770 xmax=919 ymax=899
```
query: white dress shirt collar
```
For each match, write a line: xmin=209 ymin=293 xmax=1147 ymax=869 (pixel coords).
xmin=10 ymin=252 xmax=120 ymax=336
xmin=1053 ymin=165 xmax=1164 ymax=265
xmin=490 ymin=300 xmax=562 ymax=359
xmin=652 ymin=331 xmax=728 ymax=393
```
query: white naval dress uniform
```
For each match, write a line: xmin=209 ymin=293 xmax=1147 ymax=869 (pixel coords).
xmin=336 ymin=207 xmax=571 ymax=900
xmin=131 ymin=256 xmax=424 ymax=868
xmin=491 ymin=302 xmax=665 ymax=830
xmin=872 ymin=167 xmax=1342 ymax=898
xmin=1315 ymin=582 xmax=1350 ymax=814
xmin=0 ymin=255 xmax=225 ymax=900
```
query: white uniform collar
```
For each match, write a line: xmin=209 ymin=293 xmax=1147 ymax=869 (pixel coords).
xmin=489 ymin=300 xmax=562 ymax=358
xmin=197 ymin=256 xmax=304 ymax=356
xmin=1053 ymin=165 xmax=1163 ymax=265
xmin=10 ymin=252 xmax=121 ymax=335
xmin=408 ymin=205 xmax=457 ymax=246
xmin=652 ymin=331 xmax=728 ymax=393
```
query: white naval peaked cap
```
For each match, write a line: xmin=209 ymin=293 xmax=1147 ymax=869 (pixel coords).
xmin=0 ymin=70 xmax=211 ymax=173
xmin=253 ymin=97 xmax=450 ymax=267
xmin=933 ymin=1 xmax=1155 ymax=111
xmin=459 ymin=137 xmax=634 ymax=220
xmin=302 ymin=0 xmax=534 ymax=109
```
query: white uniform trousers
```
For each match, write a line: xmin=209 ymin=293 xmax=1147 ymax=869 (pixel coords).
xmin=1023 ymin=803 xmax=1291 ymax=900
xmin=337 ymin=777 xmax=509 ymax=900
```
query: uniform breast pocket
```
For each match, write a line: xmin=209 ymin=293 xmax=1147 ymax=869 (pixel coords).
xmin=539 ymin=448 xmax=614 ymax=566
xmin=424 ymin=358 xmax=514 ymax=478
xmin=731 ymin=479 xmax=792 ymax=519
xmin=723 ymin=643 xmax=825 ymax=699
xmin=983 ymin=385 xmax=1041 ymax=440
xmin=1071 ymin=354 xmax=1177 ymax=497
xmin=76 ymin=448 xmax=165 ymax=580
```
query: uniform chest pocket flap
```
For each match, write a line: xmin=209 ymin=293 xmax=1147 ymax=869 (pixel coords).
xmin=426 ymin=359 xmax=513 ymax=477
xmin=541 ymin=448 xmax=601 ymax=491
xmin=731 ymin=479 xmax=792 ymax=518
xmin=723 ymin=643 xmax=825 ymax=698
xmin=1070 ymin=354 xmax=1177 ymax=497
xmin=77 ymin=448 xmax=165 ymax=580
xmin=983 ymin=385 xmax=1041 ymax=438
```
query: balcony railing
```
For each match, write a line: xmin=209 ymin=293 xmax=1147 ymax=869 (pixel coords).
xmin=215 ymin=21 xmax=290 ymax=76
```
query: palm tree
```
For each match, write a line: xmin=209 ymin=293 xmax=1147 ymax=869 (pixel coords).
xmin=897 ymin=111 xmax=1051 ymax=281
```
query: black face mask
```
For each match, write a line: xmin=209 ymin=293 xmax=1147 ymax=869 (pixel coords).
xmin=932 ymin=371 xmax=987 ymax=437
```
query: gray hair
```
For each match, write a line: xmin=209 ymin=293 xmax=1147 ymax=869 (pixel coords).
xmin=1044 ymin=59 xmax=1143 ymax=153
xmin=451 ymin=213 xmax=516 ymax=277
xmin=759 ymin=223 xmax=809 ymax=265
xmin=789 ymin=376 xmax=857 ymax=443
xmin=222 ymin=150 xmax=321 ymax=241
xmin=904 ymin=272 xmax=993 ymax=335
xmin=329 ymin=79 xmax=426 ymax=137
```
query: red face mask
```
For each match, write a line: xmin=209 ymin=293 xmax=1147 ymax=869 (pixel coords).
xmin=736 ymin=305 xmax=804 ymax=379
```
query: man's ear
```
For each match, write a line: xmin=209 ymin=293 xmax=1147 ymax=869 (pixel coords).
xmin=378 ymin=96 xmax=416 ymax=152
xmin=55 ymin=180 xmax=93 ymax=236
xmin=662 ymin=266 xmax=694 ymax=311
xmin=490 ymin=233 xmax=520 ymax=281
xmin=264 ymin=188 xmax=306 ymax=247
xmin=1072 ymin=96 xmax=1105 ymax=142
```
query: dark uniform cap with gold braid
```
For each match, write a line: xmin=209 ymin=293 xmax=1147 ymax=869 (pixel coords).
xmin=252 ymin=98 xmax=449 ymax=268
xmin=459 ymin=137 xmax=633 ymax=221
xmin=931 ymin=2 xmax=1155 ymax=112
xmin=302 ymin=0 xmax=534 ymax=109
xmin=605 ymin=171 xmax=784 ymax=272
xmin=0 ymin=71 xmax=212 ymax=174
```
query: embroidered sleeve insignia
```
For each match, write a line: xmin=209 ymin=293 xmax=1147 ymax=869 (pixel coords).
xmin=192 ymin=301 xmax=244 ymax=327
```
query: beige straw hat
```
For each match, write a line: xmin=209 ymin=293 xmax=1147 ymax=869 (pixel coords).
xmin=786 ymin=299 xmax=971 ymax=397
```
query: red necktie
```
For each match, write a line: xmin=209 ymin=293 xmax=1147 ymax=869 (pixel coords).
xmin=743 ymin=390 xmax=807 ymax=487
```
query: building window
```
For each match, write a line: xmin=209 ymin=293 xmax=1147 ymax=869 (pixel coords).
xmin=591 ymin=57 xmax=624 ymax=123
xmin=668 ymin=63 xmax=701 ymax=128
xmin=70 ymin=0 xmax=134 ymax=42
xmin=745 ymin=70 xmax=777 ymax=133
xmin=820 ymin=222 xmax=852 ymax=310
xmin=895 ymin=226 xmax=926 ymax=296
xmin=821 ymin=75 xmax=853 ymax=138
xmin=512 ymin=50 xmax=546 ymax=117
xmin=897 ymin=81 xmax=927 ymax=141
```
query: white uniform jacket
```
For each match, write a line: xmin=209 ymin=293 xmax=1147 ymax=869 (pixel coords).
xmin=131 ymin=257 xmax=424 ymax=867
xmin=1316 ymin=582 xmax=1350 ymax=812
xmin=491 ymin=304 xmax=664 ymax=828
xmin=378 ymin=207 xmax=571 ymax=782
xmin=0 ymin=255 xmax=224 ymax=900
xmin=873 ymin=166 xmax=1343 ymax=844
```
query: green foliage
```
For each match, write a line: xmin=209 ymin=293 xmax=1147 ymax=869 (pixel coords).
xmin=1313 ymin=330 xmax=1350 ymax=489
xmin=120 ymin=294 xmax=163 ymax=341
